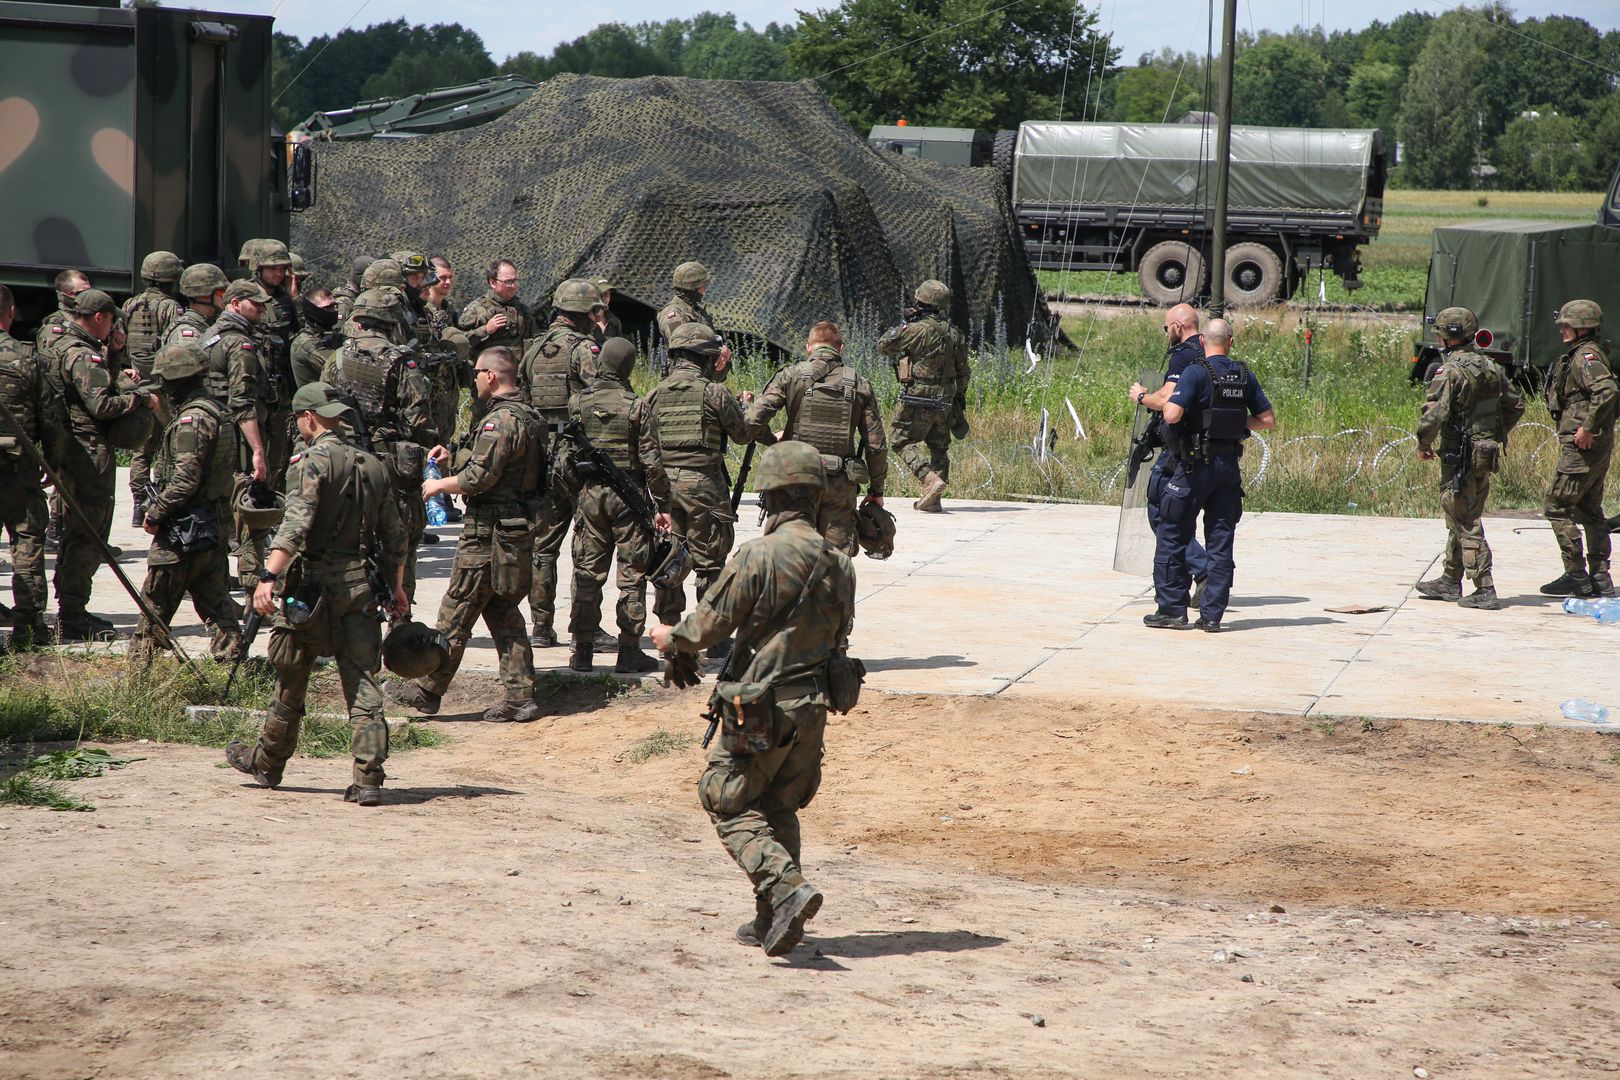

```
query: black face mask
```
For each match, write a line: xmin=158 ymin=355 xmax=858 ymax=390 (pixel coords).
xmin=301 ymin=295 xmax=339 ymax=331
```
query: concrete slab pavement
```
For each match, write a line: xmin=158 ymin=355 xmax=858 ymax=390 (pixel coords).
xmin=23 ymin=470 xmax=1619 ymax=733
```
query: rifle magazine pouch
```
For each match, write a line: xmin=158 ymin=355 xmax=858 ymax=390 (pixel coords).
xmin=826 ymin=652 xmax=866 ymax=715
xmin=1470 ymin=438 xmax=1501 ymax=474
xmin=490 ymin=516 xmax=535 ymax=598
xmin=712 ymin=680 xmax=776 ymax=755
xmin=843 ymin=459 xmax=871 ymax=486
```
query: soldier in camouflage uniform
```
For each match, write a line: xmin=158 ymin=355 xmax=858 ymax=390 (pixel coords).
xmin=324 ymin=288 xmax=440 ymax=598
xmin=520 ymin=278 xmax=604 ymax=647
xmin=0 ymin=284 xmax=67 ymax=649
xmin=288 ymin=251 xmax=309 ymax=297
xmin=878 ymin=279 xmax=972 ymax=512
xmin=205 ymin=278 xmax=275 ymax=590
xmin=566 ymin=336 xmax=672 ymax=674
xmin=645 ymin=321 xmax=754 ymax=654
xmin=590 ymin=276 xmax=624 ymax=343
xmin=357 ymin=259 xmax=411 ymax=344
xmin=657 ymin=261 xmax=716 ymax=368
xmin=395 ymin=250 xmax=468 ymax=450
xmin=131 ymin=344 xmax=243 ymax=660
xmin=163 ymin=264 xmax=229 ymax=358
xmin=384 ymin=347 xmax=547 ymax=722
xmin=50 ymin=290 xmax=162 ymax=640
xmin=123 ymin=251 xmax=185 ymax=526
xmin=459 ymin=258 xmax=533 ymax=362
xmin=331 ymin=254 xmax=373 ymax=325
xmin=1414 ymin=307 xmax=1526 ymax=611
xmin=227 ymin=382 xmax=409 ymax=806
xmin=747 ymin=321 xmax=888 ymax=556
xmin=650 ymin=441 xmax=856 ymax=958
xmin=248 ymin=240 xmax=301 ymax=490
xmin=291 ymin=287 xmax=342 ymax=388
xmin=37 ymin=270 xmax=91 ymax=553
xmin=1539 ymin=299 xmax=1618 ymax=598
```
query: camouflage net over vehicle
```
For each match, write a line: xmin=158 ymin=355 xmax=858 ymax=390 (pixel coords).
xmin=292 ymin=74 xmax=1050 ymax=353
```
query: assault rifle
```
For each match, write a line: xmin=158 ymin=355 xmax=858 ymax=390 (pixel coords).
xmin=700 ymin=644 xmax=739 ymax=750
xmin=223 ymin=607 xmax=262 ymax=700
xmin=1441 ymin=424 xmax=1474 ymax=496
xmin=558 ymin=421 xmax=679 ymax=579
xmin=1126 ymin=412 xmax=1165 ymax=488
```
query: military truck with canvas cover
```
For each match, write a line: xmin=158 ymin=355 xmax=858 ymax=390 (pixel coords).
xmin=0 ymin=0 xmax=297 ymax=327
xmin=1412 ymin=221 xmax=1620 ymax=386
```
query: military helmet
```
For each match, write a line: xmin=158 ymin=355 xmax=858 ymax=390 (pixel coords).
xmin=648 ymin=535 xmax=692 ymax=591
xmin=237 ymin=239 xmax=265 ymax=268
xmin=253 ymin=239 xmax=293 ymax=270
xmin=1555 ymin=299 xmax=1603 ymax=330
xmin=235 ymin=486 xmax=286 ymax=528
xmin=351 ymin=288 xmax=400 ymax=324
xmin=667 ymin=321 xmax=723 ymax=355
xmin=139 ymin=251 xmax=184 ymax=283
xmin=349 ymin=253 xmax=375 ymax=281
xmin=597 ymin=336 xmax=637 ymax=379
xmin=152 ymin=343 xmax=208 ymax=382
xmin=590 ymin=275 xmax=613 ymax=295
xmin=914 ymin=279 xmax=951 ymax=308
xmin=391 ymin=250 xmax=430 ymax=274
xmin=855 ymin=501 xmax=897 ymax=560
xmin=362 ymin=259 xmax=406 ymax=290
xmin=382 ymin=620 xmax=451 ymax=679
xmin=755 ymin=440 xmax=826 ymax=493
xmin=672 ymin=261 xmax=711 ymax=290
xmin=179 ymin=263 xmax=229 ymax=299
xmin=288 ymin=251 xmax=307 ymax=276
xmin=553 ymin=278 xmax=603 ymax=314
xmin=1434 ymin=306 xmax=1478 ymax=338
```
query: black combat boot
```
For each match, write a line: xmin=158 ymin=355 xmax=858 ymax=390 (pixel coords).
xmin=1540 ymin=571 xmax=1597 ymax=597
xmin=4 ymin=616 xmax=48 ymax=653
xmin=56 ymin=611 xmax=116 ymax=643
xmin=736 ymin=895 xmax=773 ymax=948
xmin=1415 ymin=576 xmax=1462 ymax=601
xmin=569 ymin=639 xmax=593 ymax=673
xmin=1142 ymin=610 xmax=1187 ymax=629
xmin=1590 ymin=567 xmax=1616 ymax=597
xmin=614 ymin=637 xmax=659 ymax=674
xmin=763 ymin=883 xmax=823 ymax=958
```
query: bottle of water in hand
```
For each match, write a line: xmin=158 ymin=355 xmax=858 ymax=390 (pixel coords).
xmin=424 ymin=457 xmax=448 ymax=527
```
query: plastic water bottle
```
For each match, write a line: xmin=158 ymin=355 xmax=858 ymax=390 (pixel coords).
xmin=1559 ymin=698 xmax=1610 ymax=723
xmin=1562 ymin=596 xmax=1620 ymax=623
xmin=424 ymin=457 xmax=448 ymax=527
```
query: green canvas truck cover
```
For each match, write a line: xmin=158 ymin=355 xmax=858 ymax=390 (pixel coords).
xmin=1014 ymin=122 xmax=1380 ymax=215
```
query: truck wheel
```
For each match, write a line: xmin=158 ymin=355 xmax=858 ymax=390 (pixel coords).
xmin=1223 ymin=243 xmax=1284 ymax=307
xmin=1138 ymin=242 xmax=1206 ymax=306
xmin=991 ymin=129 xmax=1017 ymax=188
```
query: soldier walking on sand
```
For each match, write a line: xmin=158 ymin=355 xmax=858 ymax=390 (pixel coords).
xmin=878 ymin=280 xmax=971 ymax=513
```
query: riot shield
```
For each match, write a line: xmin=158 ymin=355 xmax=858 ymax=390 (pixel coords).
xmin=1112 ymin=369 xmax=1160 ymax=576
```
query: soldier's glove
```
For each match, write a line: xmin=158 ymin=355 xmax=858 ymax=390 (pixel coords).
xmin=665 ymin=650 xmax=703 ymax=690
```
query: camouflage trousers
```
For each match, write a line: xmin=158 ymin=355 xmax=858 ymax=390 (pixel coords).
xmin=132 ymin=547 xmax=243 ymax=661
xmin=698 ymin=698 xmax=826 ymax=908
xmin=245 ymin=571 xmax=388 ymax=788
xmin=1440 ymin=466 xmax=1494 ymax=588
xmin=817 ymin=473 xmax=860 ymax=558
xmin=54 ymin=438 xmax=114 ymax=616
xmin=530 ymin=487 xmax=576 ymax=634
xmin=418 ymin=518 xmax=535 ymax=703
xmin=0 ymin=479 xmax=48 ymax=622
xmin=890 ymin=399 xmax=953 ymax=484
xmin=654 ymin=465 xmax=734 ymax=626
xmin=569 ymin=483 xmax=650 ymax=642
xmin=266 ymin=406 xmax=294 ymax=494
xmin=399 ymin=491 xmax=427 ymax=601
xmin=1544 ymin=441 xmax=1612 ymax=574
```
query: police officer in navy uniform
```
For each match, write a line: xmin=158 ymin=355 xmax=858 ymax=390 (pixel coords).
xmin=1145 ymin=317 xmax=1275 ymax=632
xmin=1129 ymin=302 xmax=1210 ymax=594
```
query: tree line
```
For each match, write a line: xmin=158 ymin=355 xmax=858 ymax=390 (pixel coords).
xmin=269 ymin=1 xmax=1620 ymax=192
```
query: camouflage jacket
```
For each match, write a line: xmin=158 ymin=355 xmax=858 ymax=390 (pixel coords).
xmin=290 ymin=327 xmax=342 ymax=389
xmin=34 ymin=309 xmax=72 ymax=363
xmin=657 ymin=289 xmax=714 ymax=345
xmin=1417 ymin=348 xmax=1525 ymax=454
xmin=1545 ymin=337 xmax=1617 ymax=442
xmin=0 ymin=329 xmax=68 ymax=473
xmin=644 ymin=358 xmax=751 ymax=470
xmin=121 ymin=287 xmax=183 ymax=379
xmin=322 ymin=328 xmax=439 ymax=449
xmin=145 ymin=392 xmax=238 ymax=566
xmin=331 ymin=281 xmax=361 ymax=325
xmin=161 ymin=308 xmax=212 ymax=352
xmin=458 ymin=290 xmax=533 ymax=355
xmin=522 ymin=319 xmax=599 ymax=421
xmin=747 ymin=346 xmax=888 ymax=495
xmin=55 ymin=323 xmax=143 ymax=441
xmin=272 ymin=430 xmax=407 ymax=569
xmin=204 ymin=310 xmax=268 ymax=425
xmin=878 ymin=312 xmax=971 ymax=399
xmin=670 ymin=514 xmax=855 ymax=687
xmin=455 ymin=391 xmax=546 ymax=517
xmin=568 ymin=377 xmax=671 ymax=510
xmin=258 ymin=281 xmax=300 ymax=409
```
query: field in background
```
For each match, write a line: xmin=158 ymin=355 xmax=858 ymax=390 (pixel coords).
xmin=1036 ymin=188 xmax=1602 ymax=311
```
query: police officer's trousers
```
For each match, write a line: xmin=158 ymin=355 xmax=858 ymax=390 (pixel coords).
xmin=1153 ymin=455 xmax=1243 ymax=623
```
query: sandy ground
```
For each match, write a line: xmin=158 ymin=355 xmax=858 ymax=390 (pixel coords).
xmin=2 ymin=675 xmax=1617 ymax=1079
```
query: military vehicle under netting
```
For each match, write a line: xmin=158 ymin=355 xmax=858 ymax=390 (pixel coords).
xmin=293 ymin=75 xmax=1049 ymax=355
xmin=0 ymin=0 xmax=301 ymax=327
xmin=871 ymin=120 xmax=1389 ymax=307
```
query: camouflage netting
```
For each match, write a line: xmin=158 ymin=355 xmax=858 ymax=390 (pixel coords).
xmin=292 ymin=74 xmax=1050 ymax=353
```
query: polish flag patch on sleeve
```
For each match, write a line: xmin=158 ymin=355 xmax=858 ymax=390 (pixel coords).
xmin=180 ymin=416 xmax=194 ymax=424
xmin=483 ymin=422 xmax=496 ymax=430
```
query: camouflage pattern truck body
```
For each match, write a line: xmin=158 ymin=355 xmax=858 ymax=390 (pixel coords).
xmin=0 ymin=0 xmax=288 ymax=328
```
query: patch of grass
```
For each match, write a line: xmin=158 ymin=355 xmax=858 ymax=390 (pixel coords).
xmin=0 ymin=770 xmax=93 ymax=812
xmin=20 ymin=747 xmax=140 ymax=780
xmin=1359 ymin=717 xmax=1376 ymax=733
xmin=622 ymin=728 xmax=696 ymax=763
xmin=1312 ymin=720 xmax=1338 ymax=735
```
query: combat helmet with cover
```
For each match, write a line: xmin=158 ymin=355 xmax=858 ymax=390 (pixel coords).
xmin=1555 ymin=300 xmax=1603 ymax=331
xmin=382 ymin=620 xmax=450 ymax=678
xmin=391 ymin=251 xmax=435 ymax=283
xmin=553 ymin=278 xmax=603 ymax=314
xmin=362 ymin=259 xmax=406 ymax=291
xmin=253 ymin=240 xmax=293 ymax=271
xmin=139 ymin=251 xmax=183 ymax=284
xmin=755 ymin=439 xmax=827 ymax=492
xmin=914 ymin=279 xmax=951 ymax=309
xmin=673 ymin=261 xmax=711 ymax=290
xmin=351 ymin=288 xmax=400 ymax=324
xmin=152 ymin=343 xmax=208 ymax=383
xmin=235 ymin=485 xmax=286 ymax=528
xmin=856 ymin=501 xmax=897 ymax=559
xmin=667 ymin=321 xmax=723 ymax=356
xmin=178 ymin=263 xmax=229 ymax=299
xmin=1434 ymin=306 xmax=1479 ymax=339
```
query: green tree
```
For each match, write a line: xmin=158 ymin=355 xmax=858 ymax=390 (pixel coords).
xmin=1232 ymin=37 xmax=1330 ymax=126
xmin=1494 ymin=110 xmax=1586 ymax=190
xmin=359 ymin=26 xmax=496 ymax=100
xmin=1346 ymin=59 xmax=1401 ymax=135
xmin=1112 ymin=51 xmax=1203 ymax=123
xmin=1578 ymin=91 xmax=1620 ymax=189
xmin=499 ymin=23 xmax=674 ymax=80
xmin=271 ymin=20 xmax=494 ymax=128
xmin=1396 ymin=11 xmax=1486 ymax=188
xmin=788 ymin=0 xmax=1117 ymax=132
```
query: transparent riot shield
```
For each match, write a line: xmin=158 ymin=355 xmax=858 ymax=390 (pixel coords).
xmin=1112 ymin=369 xmax=1160 ymax=576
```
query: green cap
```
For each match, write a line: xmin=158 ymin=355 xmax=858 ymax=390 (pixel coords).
xmin=291 ymin=381 xmax=352 ymax=418
xmin=69 ymin=289 xmax=118 ymax=316
xmin=223 ymin=279 xmax=272 ymax=305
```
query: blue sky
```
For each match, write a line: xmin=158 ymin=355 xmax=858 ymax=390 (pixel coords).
xmin=240 ymin=0 xmax=1618 ymax=72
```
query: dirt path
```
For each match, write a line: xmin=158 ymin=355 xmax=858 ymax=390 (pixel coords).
xmin=2 ymin=682 xmax=1616 ymax=1078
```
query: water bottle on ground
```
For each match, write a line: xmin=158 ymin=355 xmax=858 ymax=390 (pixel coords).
xmin=424 ymin=457 xmax=448 ymax=527
xmin=1559 ymin=698 xmax=1610 ymax=723
xmin=1562 ymin=596 xmax=1620 ymax=623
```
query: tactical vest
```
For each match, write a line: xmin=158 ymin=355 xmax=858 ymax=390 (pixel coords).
xmin=1449 ymin=351 xmax=1507 ymax=439
xmin=580 ymin=385 xmax=640 ymax=473
xmin=201 ymin=315 xmax=258 ymax=406
xmin=791 ymin=360 xmax=860 ymax=457
xmin=124 ymin=289 xmax=169 ymax=374
xmin=904 ymin=316 xmax=954 ymax=384
xmin=0 ymin=335 xmax=39 ymax=468
xmin=654 ymin=373 xmax=718 ymax=453
xmin=472 ymin=397 xmax=545 ymax=507
xmin=158 ymin=397 xmax=238 ymax=505
xmin=330 ymin=335 xmax=399 ymax=430
xmin=1196 ymin=359 xmax=1251 ymax=443
xmin=526 ymin=326 xmax=582 ymax=413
